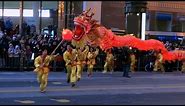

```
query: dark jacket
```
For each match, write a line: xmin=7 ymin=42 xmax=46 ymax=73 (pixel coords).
xmin=122 ymin=48 xmax=131 ymax=65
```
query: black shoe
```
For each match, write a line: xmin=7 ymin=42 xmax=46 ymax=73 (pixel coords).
xmin=123 ymin=75 xmax=131 ymax=78
xmin=125 ymin=76 xmax=131 ymax=78
xmin=122 ymin=75 xmax=126 ymax=77
xmin=77 ymin=78 xmax=80 ymax=81
xmin=88 ymin=73 xmax=92 ymax=77
xmin=71 ymin=83 xmax=76 ymax=87
xmin=67 ymin=79 xmax=70 ymax=83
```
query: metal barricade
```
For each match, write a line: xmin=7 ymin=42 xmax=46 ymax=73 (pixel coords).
xmin=0 ymin=52 xmax=182 ymax=72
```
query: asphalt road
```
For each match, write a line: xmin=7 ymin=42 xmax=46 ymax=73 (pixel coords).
xmin=0 ymin=71 xmax=185 ymax=105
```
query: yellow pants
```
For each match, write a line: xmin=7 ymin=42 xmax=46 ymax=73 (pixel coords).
xmin=77 ymin=64 xmax=85 ymax=79
xmin=36 ymin=67 xmax=49 ymax=91
xmin=104 ymin=62 xmax=113 ymax=73
xmin=70 ymin=65 xmax=77 ymax=83
xmin=66 ymin=65 xmax=77 ymax=83
xmin=66 ymin=65 xmax=72 ymax=82
xmin=181 ymin=62 xmax=185 ymax=72
xmin=88 ymin=64 xmax=94 ymax=75
xmin=130 ymin=62 xmax=136 ymax=72
xmin=154 ymin=62 xmax=165 ymax=72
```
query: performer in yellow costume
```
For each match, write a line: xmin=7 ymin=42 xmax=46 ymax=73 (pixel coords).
xmin=63 ymin=45 xmax=78 ymax=87
xmin=102 ymin=49 xmax=114 ymax=74
xmin=153 ymin=51 xmax=165 ymax=73
xmin=34 ymin=49 xmax=57 ymax=93
xmin=181 ymin=59 xmax=185 ymax=73
xmin=76 ymin=46 xmax=89 ymax=81
xmin=87 ymin=47 xmax=99 ymax=77
xmin=130 ymin=53 xmax=137 ymax=73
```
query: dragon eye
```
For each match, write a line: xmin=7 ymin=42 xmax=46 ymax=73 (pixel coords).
xmin=84 ymin=20 xmax=88 ymax=23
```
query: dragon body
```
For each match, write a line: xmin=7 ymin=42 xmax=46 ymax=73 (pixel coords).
xmin=62 ymin=8 xmax=185 ymax=61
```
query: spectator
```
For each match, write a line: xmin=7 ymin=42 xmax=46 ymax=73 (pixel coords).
xmin=8 ymin=43 xmax=14 ymax=67
xmin=27 ymin=25 xmax=30 ymax=35
xmin=25 ymin=45 xmax=32 ymax=67
xmin=33 ymin=44 xmax=41 ymax=58
xmin=0 ymin=41 xmax=6 ymax=67
xmin=53 ymin=25 xmax=57 ymax=37
xmin=0 ymin=30 xmax=3 ymax=39
xmin=0 ymin=18 xmax=5 ymax=33
xmin=14 ymin=24 xmax=19 ymax=34
xmin=14 ymin=45 xmax=21 ymax=68
xmin=48 ymin=24 xmax=53 ymax=36
xmin=122 ymin=47 xmax=131 ymax=78
xmin=4 ymin=17 xmax=13 ymax=36
xmin=22 ymin=21 xmax=28 ymax=36
xmin=30 ymin=24 xmax=36 ymax=35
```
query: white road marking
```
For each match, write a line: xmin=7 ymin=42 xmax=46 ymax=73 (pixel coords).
xmin=52 ymin=82 xmax=63 ymax=85
xmin=50 ymin=98 xmax=70 ymax=103
xmin=14 ymin=100 xmax=35 ymax=104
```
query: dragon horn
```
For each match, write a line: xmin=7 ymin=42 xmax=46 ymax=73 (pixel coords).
xmin=90 ymin=12 xmax=95 ymax=17
xmin=81 ymin=8 xmax=91 ymax=16
xmin=93 ymin=8 xmax=96 ymax=13
xmin=86 ymin=8 xmax=91 ymax=13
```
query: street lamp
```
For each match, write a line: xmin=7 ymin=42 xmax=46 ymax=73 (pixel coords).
xmin=125 ymin=1 xmax=147 ymax=40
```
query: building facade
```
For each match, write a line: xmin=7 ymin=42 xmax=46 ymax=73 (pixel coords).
xmin=146 ymin=1 xmax=185 ymax=38
xmin=0 ymin=1 xmax=185 ymax=39
xmin=99 ymin=1 xmax=185 ymax=40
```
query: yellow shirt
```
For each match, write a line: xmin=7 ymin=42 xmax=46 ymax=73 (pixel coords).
xmin=34 ymin=55 xmax=54 ymax=73
xmin=76 ymin=46 xmax=89 ymax=64
xmin=106 ymin=53 xmax=114 ymax=64
xmin=63 ymin=49 xmax=77 ymax=66
xmin=34 ymin=55 xmax=54 ymax=68
xmin=87 ymin=48 xmax=99 ymax=65
xmin=157 ymin=53 xmax=163 ymax=63
xmin=130 ymin=54 xmax=136 ymax=63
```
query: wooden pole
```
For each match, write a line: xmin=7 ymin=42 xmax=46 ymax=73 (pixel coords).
xmin=51 ymin=39 xmax=64 ymax=55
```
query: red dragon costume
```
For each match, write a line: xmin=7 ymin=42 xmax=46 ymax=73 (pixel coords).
xmin=62 ymin=8 xmax=185 ymax=62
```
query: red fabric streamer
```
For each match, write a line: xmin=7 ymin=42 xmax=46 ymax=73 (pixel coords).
xmin=97 ymin=29 xmax=184 ymax=61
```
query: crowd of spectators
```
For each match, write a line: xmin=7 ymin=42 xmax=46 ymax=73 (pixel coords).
xmin=164 ymin=40 xmax=185 ymax=51
xmin=0 ymin=17 xmax=67 ymax=70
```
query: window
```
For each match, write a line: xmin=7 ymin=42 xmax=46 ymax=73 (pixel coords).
xmin=156 ymin=13 xmax=172 ymax=31
xmin=39 ymin=10 xmax=50 ymax=17
xmin=0 ymin=9 xmax=49 ymax=17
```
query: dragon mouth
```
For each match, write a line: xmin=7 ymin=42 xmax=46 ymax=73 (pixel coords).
xmin=73 ymin=22 xmax=86 ymax=41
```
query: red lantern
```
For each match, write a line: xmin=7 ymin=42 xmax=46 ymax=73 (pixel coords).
xmin=62 ymin=29 xmax=73 ymax=41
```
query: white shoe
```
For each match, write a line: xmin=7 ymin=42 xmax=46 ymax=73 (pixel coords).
xmin=102 ymin=71 xmax=107 ymax=73
xmin=40 ymin=89 xmax=46 ymax=93
xmin=110 ymin=70 xmax=114 ymax=74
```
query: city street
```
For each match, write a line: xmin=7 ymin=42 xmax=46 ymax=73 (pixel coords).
xmin=0 ymin=0 xmax=185 ymax=105
xmin=0 ymin=71 xmax=185 ymax=105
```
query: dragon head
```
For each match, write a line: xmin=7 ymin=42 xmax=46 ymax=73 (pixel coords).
xmin=73 ymin=8 xmax=98 ymax=41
